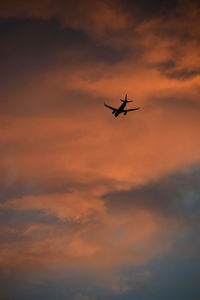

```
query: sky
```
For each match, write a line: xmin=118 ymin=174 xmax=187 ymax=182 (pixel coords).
xmin=0 ymin=0 xmax=200 ymax=299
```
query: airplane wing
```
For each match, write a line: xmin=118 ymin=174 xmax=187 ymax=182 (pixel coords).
xmin=104 ymin=103 xmax=117 ymax=111
xmin=123 ymin=107 xmax=140 ymax=112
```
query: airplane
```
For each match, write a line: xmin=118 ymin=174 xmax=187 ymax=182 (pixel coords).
xmin=104 ymin=94 xmax=140 ymax=117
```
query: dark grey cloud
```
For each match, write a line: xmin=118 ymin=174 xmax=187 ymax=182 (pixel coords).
xmin=166 ymin=69 xmax=200 ymax=80
xmin=104 ymin=166 xmax=200 ymax=223
xmin=0 ymin=17 xmax=129 ymax=116
xmin=0 ymin=208 xmax=58 ymax=227
xmin=121 ymin=0 xmax=179 ymax=20
xmin=150 ymin=61 xmax=200 ymax=80
xmin=0 ymin=173 xmax=70 ymax=203
xmin=0 ymin=17 xmax=127 ymax=75
xmin=151 ymin=60 xmax=177 ymax=73
xmin=0 ymin=254 xmax=200 ymax=299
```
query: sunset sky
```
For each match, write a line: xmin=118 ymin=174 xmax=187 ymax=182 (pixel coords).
xmin=1 ymin=0 xmax=200 ymax=299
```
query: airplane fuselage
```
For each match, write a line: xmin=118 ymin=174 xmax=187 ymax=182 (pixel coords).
xmin=114 ymin=101 xmax=127 ymax=117
xmin=104 ymin=94 xmax=139 ymax=117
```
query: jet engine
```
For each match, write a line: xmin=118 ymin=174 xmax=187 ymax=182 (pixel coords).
xmin=124 ymin=111 xmax=127 ymax=115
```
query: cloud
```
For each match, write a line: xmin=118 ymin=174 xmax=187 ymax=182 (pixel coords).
xmin=0 ymin=0 xmax=129 ymax=38
xmin=135 ymin=1 xmax=200 ymax=80
xmin=1 ymin=166 xmax=200 ymax=274
xmin=0 ymin=1 xmax=200 ymax=298
xmin=1 ymin=192 xmax=105 ymax=222
xmin=104 ymin=166 xmax=200 ymax=220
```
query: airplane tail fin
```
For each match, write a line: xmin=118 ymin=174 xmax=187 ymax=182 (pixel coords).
xmin=120 ymin=94 xmax=133 ymax=102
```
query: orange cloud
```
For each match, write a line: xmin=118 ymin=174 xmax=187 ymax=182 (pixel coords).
xmin=1 ymin=192 xmax=105 ymax=221
xmin=1 ymin=0 xmax=200 ymax=288
xmin=0 ymin=199 xmax=173 ymax=271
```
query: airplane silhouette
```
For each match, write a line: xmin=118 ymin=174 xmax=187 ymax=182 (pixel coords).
xmin=104 ymin=94 xmax=140 ymax=117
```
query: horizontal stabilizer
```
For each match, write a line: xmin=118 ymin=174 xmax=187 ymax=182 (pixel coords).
xmin=120 ymin=99 xmax=133 ymax=103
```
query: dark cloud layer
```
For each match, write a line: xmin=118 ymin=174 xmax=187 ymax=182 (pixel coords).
xmin=121 ymin=0 xmax=179 ymax=19
xmin=150 ymin=61 xmax=200 ymax=80
xmin=105 ymin=166 xmax=200 ymax=220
